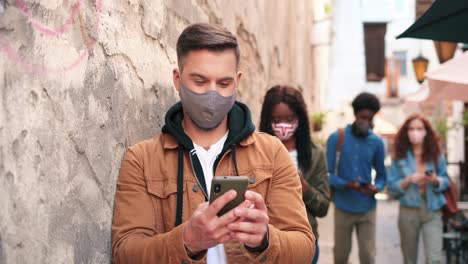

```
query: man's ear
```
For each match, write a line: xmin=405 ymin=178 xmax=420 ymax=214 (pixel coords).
xmin=236 ymin=71 xmax=242 ymax=83
xmin=173 ymin=68 xmax=181 ymax=92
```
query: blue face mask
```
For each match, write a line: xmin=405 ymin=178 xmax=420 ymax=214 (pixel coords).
xmin=178 ymin=82 xmax=237 ymax=130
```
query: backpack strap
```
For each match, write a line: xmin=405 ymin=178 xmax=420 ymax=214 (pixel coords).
xmin=334 ymin=128 xmax=345 ymax=174
xmin=330 ymin=128 xmax=345 ymax=199
xmin=337 ymin=128 xmax=345 ymax=152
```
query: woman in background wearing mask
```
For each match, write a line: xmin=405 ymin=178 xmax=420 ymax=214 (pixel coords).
xmin=259 ymin=85 xmax=330 ymax=264
xmin=388 ymin=114 xmax=450 ymax=264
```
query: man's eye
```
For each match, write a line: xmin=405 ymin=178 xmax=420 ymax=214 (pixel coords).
xmin=219 ymin=82 xmax=230 ymax=87
xmin=194 ymin=80 xmax=205 ymax=85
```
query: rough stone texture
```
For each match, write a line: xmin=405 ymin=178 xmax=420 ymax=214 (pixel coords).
xmin=0 ymin=0 xmax=317 ymax=263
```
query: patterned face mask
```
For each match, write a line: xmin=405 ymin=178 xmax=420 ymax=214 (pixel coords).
xmin=271 ymin=120 xmax=298 ymax=141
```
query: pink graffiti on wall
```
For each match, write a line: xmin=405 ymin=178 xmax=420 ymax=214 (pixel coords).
xmin=0 ymin=0 xmax=102 ymax=75
xmin=16 ymin=0 xmax=84 ymax=37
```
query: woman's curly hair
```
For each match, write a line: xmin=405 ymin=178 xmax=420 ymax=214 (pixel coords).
xmin=394 ymin=113 xmax=442 ymax=164
xmin=259 ymin=85 xmax=313 ymax=173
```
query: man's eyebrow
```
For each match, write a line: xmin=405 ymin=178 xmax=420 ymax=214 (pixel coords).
xmin=188 ymin=73 xmax=208 ymax=79
xmin=217 ymin=77 xmax=234 ymax=82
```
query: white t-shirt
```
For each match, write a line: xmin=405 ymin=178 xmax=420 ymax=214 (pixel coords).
xmin=289 ymin=149 xmax=299 ymax=169
xmin=193 ymin=132 xmax=229 ymax=264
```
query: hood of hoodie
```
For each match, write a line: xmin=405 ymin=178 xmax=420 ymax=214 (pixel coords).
xmin=162 ymin=101 xmax=256 ymax=151
xmin=161 ymin=101 xmax=255 ymax=226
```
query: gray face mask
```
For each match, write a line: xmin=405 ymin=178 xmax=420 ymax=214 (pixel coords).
xmin=179 ymin=82 xmax=237 ymax=130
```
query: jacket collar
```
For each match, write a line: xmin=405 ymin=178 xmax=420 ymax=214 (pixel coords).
xmin=163 ymin=134 xmax=179 ymax=149
xmin=239 ymin=134 xmax=256 ymax=146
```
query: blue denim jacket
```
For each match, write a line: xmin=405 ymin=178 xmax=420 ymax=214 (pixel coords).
xmin=388 ymin=150 xmax=449 ymax=211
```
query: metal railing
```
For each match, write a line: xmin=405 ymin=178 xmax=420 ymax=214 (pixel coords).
xmin=443 ymin=209 xmax=468 ymax=264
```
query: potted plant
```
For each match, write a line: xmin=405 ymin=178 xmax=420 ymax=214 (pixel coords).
xmin=432 ymin=116 xmax=451 ymax=146
xmin=432 ymin=110 xmax=468 ymax=146
xmin=311 ymin=111 xmax=327 ymax=132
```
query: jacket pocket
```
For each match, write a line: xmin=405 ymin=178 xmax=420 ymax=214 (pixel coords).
xmin=241 ymin=167 xmax=273 ymax=201
xmin=147 ymin=179 xmax=183 ymax=232
xmin=185 ymin=179 xmax=206 ymax=217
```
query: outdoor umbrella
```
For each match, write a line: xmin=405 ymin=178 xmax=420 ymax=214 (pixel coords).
xmin=397 ymin=0 xmax=468 ymax=43
xmin=426 ymin=51 xmax=468 ymax=101
xmin=405 ymin=52 xmax=468 ymax=102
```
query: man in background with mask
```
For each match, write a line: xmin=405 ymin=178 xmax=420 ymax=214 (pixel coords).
xmin=326 ymin=92 xmax=387 ymax=264
xmin=111 ymin=23 xmax=315 ymax=263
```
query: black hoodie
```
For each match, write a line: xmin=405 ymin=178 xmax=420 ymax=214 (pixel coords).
xmin=161 ymin=101 xmax=255 ymax=226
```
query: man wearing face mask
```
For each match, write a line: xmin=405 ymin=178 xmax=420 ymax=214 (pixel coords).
xmin=111 ymin=23 xmax=315 ymax=264
xmin=326 ymin=92 xmax=387 ymax=264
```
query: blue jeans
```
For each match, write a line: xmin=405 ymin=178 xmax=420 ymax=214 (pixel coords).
xmin=312 ymin=239 xmax=319 ymax=264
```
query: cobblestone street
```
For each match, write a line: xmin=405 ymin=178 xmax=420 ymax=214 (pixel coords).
xmin=317 ymin=198 xmax=433 ymax=264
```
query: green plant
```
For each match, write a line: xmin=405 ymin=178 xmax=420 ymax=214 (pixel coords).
xmin=432 ymin=116 xmax=452 ymax=143
xmin=324 ymin=3 xmax=332 ymax=16
xmin=311 ymin=111 xmax=327 ymax=127
xmin=310 ymin=111 xmax=328 ymax=132
xmin=432 ymin=110 xmax=468 ymax=143
xmin=462 ymin=110 xmax=468 ymax=126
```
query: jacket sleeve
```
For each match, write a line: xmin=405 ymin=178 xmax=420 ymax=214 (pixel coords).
xmin=251 ymin=141 xmax=315 ymax=264
xmin=111 ymin=146 xmax=200 ymax=264
xmin=387 ymin=160 xmax=406 ymax=198
xmin=373 ymin=138 xmax=387 ymax=191
xmin=434 ymin=154 xmax=450 ymax=192
xmin=326 ymin=132 xmax=347 ymax=189
xmin=302 ymin=147 xmax=330 ymax=218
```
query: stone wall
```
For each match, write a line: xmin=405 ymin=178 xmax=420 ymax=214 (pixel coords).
xmin=0 ymin=0 xmax=317 ymax=263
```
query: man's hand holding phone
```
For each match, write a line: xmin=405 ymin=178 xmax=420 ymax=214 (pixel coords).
xmin=227 ymin=190 xmax=270 ymax=249
xmin=345 ymin=180 xmax=378 ymax=196
xmin=183 ymin=190 xmax=251 ymax=255
xmin=183 ymin=176 xmax=270 ymax=255
xmin=358 ymin=183 xmax=379 ymax=196
xmin=345 ymin=180 xmax=361 ymax=191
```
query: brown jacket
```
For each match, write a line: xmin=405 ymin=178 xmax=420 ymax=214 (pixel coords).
xmin=112 ymin=102 xmax=315 ymax=263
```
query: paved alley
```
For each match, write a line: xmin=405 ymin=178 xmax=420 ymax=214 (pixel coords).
xmin=317 ymin=198 xmax=431 ymax=264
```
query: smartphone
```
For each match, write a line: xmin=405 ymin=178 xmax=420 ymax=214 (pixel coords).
xmin=209 ymin=176 xmax=248 ymax=217
xmin=425 ymin=170 xmax=434 ymax=177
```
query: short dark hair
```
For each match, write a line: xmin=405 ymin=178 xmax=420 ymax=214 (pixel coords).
xmin=351 ymin=92 xmax=381 ymax=114
xmin=176 ymin=23 xmax=240 ymax=70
